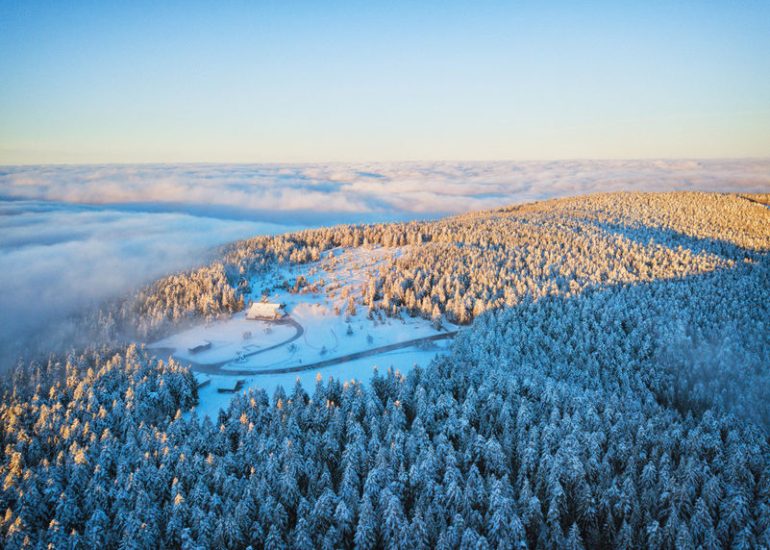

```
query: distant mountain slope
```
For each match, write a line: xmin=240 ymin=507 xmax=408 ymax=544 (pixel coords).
xmin=510 ymin=191 xmax=770 ymax=251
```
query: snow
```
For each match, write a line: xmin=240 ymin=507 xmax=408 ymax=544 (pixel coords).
xmin=148 ymin=245 xmax=457 ymax=418
xmin=193 ymin=343 xmax=451 ymax=419
xmin=150 ymin=317 xmax=296 ymax=365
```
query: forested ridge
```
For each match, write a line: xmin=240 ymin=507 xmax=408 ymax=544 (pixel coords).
xmin=2 ymin=192 xmax=769 ymax=548
xmin=105 ymin=192 xmax=768 ymax=340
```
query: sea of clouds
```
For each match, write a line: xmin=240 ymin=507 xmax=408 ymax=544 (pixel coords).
xmin=1 ymin=159 xmax=768 ymax=370
xmin=3 ymin=159 xmax=769 ymax=223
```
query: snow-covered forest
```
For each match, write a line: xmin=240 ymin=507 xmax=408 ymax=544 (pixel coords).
xmin=102 ymin=192 xmax=767 ymax=339
xmin=1 ymin=192 xmax=769 ymax=548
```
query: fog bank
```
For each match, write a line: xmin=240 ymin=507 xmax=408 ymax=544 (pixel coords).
xmin=0 ymin=200 xmax=297 ymax=370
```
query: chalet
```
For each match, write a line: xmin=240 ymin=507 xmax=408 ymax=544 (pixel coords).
xmin=246 ymin=302 xmax=286 ymax=320
xmin=188 ymin=341 xmax=212 ymax=354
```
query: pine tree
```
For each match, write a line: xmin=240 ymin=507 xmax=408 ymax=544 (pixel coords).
xmin=354 ymin=497 xmax=378 ymax=549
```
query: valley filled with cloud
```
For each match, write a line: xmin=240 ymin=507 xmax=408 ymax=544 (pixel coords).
xmin=0 ymin=199 xmax=294 ymax=368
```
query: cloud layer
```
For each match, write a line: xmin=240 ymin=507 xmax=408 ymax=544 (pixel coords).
xmin=0 ymin=200 xmax=295 ymax=369
xmin=2 ymin=159 xmax=769 ymax=224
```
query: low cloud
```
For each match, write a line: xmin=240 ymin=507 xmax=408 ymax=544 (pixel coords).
xmin=2 ymin=159 xmax=768 ymax=223
xmin=0 ymin=200 xmax=295 ymax=369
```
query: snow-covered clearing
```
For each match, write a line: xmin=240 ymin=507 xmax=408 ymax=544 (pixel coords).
xmin=190 ymin=343 xmax=450 ymax=419
xmin=151 ymin=317 xmax=297 ymax=365
xmin=148 ymin=246 xmax=456 ymax=418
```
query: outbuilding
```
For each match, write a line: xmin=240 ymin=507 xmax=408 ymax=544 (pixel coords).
xmin=188 ymin=341 xmax=212 ymax=354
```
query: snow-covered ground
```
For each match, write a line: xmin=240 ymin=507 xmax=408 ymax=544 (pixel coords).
xmin=148 ymin=246 xmax=456 ymax=418
xmin=151 ymin=317 xmax=297 ymax=365
xmin=190 ymin=343 xmax=450 ymax=419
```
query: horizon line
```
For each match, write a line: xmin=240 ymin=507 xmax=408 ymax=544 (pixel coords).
xmin=2 ymin=156 xmax=770 ymax=168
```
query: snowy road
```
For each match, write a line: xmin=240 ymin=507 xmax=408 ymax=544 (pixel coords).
xmin=150 ymin=317 xmax=303 ymax=367
xmin=153 ymin=319 xmax=457 ymax=377
xmin=189 ymin=331 xmax=457 ymax=376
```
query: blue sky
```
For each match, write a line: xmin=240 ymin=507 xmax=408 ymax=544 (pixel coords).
xmin=1 ymin=1 xmax=769 ymax=163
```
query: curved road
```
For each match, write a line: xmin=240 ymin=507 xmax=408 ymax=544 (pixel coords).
xmin=150 ymin=316 xmax=457 ymax=377
xmin=193 ymin=331 xmax=457 ymax=376
xmin=150 ymin=317 xmax=303 ymax=369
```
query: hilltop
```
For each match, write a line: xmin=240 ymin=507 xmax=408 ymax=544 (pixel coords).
xmin=1 ymin=191 xmax=769 ymax=548
xmin=107 ymin=191 xmax=768 ymax=339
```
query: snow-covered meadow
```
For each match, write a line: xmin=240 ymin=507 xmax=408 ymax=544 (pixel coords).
xmin=148 ymin=246 xmax=456 ymax=417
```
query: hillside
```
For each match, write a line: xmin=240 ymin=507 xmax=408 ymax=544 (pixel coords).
xmin=104 ymin=191 xmax=768 ymax=340
xmin=1 ymin=192 xmax=769 ymax=548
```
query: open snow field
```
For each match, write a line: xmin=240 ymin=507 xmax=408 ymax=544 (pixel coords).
xmin=148 ymin=246 xmax=456 ymax=418
xmin=151 ymin=317 xmax=297 ymax=365
xmin=189 ymin=344 xmax=451 ymax=419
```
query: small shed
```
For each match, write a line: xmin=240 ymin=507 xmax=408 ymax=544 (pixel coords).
xmin=188 ymin=341 xmax=212 ymax=354
xmin=217 ymin=380 xmax=246 ymax=394
xmin=246 ymin=302 xmax=286 ymax=320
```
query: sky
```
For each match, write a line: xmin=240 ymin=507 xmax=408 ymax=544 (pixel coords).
xmin=1 ymin=1 xmax=769 ymax=164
